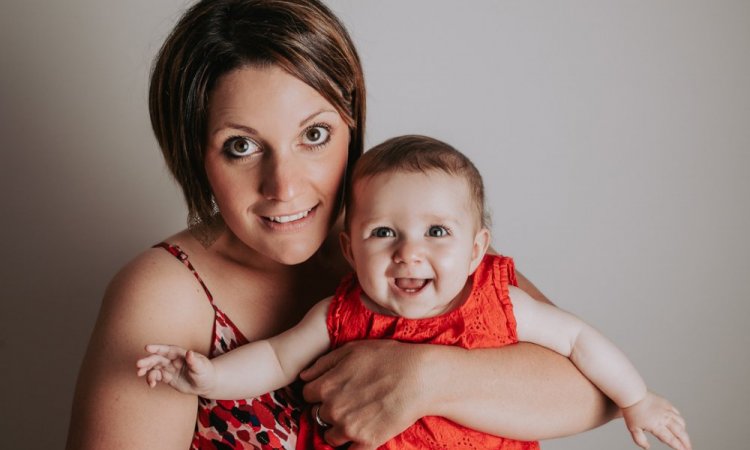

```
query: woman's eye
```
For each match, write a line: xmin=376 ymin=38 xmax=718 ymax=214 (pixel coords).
xmin=301 ymin=125 xmax=331 ymax=146
xmin=427 ymin=226 xmax=449 ymax=237
xmin=371 ymin=227 xmax=395 ymax=238
xmin=224 ymin=137 xmax=260 ymax=158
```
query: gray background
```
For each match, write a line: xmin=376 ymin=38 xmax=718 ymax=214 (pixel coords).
xmin=1 ymin=0 xmax=748 ymax=448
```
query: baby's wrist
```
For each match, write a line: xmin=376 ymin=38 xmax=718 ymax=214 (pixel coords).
xmin=621 ymin=389 xmax=649 ymax=410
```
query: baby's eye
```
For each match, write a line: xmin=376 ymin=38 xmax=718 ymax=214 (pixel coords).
xmin=371 ymin=227 xmax=396 ymax=238
xmin=427 ymin=226 xmax=449 ymax=237
xmin=301 ymin=125 xmax=331 ymax=146
xmin=224 ymin=137 xmax=260 ymax=158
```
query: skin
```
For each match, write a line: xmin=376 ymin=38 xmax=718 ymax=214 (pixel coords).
xmin=340 ymin=170 xmax=490 ymax=319
xmin=67 ymin=65 xmax=616 ymax=449
xmin=66 ymin=65 xmax=351 ymax=449
xmin=136 ymin=170 xmax=639 ymax=449
xmin=512 ymin=285 xmax=690 ymax=449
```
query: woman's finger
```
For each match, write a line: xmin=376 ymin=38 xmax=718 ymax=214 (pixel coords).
xmin=348 ymin=443 xmax=377 ymax=450
xmin=302 ymin=348 xmax=354 ymax=403
xmin=323 ymin=426 xmax=352 ymax=448
xmin=300 ymin=346 xmax=349 ymax=381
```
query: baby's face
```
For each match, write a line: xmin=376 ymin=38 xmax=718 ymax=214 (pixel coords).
xmin=341 ymin=170 xmax=489 ymax=319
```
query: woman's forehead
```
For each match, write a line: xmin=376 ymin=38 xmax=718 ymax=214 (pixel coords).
xmin=208 ymin=65 xmax=339 ymax=126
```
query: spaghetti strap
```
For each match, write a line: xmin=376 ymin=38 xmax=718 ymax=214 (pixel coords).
xmin=153 ymin=242 xmax=214 ymax=303
xmin=152 ymin=242 xmax=300 ymax=448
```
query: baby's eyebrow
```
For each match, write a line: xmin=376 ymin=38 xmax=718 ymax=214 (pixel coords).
xmin=424 ymin=214 xmax=461 ymax=224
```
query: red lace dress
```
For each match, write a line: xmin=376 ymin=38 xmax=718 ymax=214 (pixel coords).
xmin=298 ymin=253 xmax=540 ymax=450
xmin=155 ymin=243 xmax=302 ymax=450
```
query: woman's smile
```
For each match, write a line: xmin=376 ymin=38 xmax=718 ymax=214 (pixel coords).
xmin=265 ymin=206 xmax=314 ymax=224
xmin=259 ymin=204 xmax=319 ymax=232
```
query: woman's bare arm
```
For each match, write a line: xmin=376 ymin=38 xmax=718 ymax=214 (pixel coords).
xmin=425 ymin=342 xmax=618 ymax=439
xmin=302 ymin=340 xmax=616 ymax=447
xmin=66 ymin=250 xmax=213 ymax=449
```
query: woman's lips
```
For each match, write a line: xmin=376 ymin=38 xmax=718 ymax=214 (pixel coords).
xmin=260 ymin=205 xmax=318 ymax=231
xmin=265 ymin=207 xmax=314 ymax=223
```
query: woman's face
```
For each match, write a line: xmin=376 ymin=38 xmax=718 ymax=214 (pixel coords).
xmin=204 ymin=65 xmax=350 ymax=265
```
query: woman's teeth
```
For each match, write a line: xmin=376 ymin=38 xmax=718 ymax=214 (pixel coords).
xmin=267 ymin=208 xmax=312 ymax=223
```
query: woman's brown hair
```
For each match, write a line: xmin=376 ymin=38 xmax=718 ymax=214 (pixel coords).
xmin=149 ymin=0 xmax=366 ymax=235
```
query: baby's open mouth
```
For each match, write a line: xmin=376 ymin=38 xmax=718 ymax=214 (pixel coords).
xmin=394 ymin=278 xmax=430 ymax=293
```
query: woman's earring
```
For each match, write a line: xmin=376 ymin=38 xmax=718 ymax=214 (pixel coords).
xmin=210 ymin=196 xmax=220 ymax=215
xmin=188 ymin=195 xmax=223 ymax=248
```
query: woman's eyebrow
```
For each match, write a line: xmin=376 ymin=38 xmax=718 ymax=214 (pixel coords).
xmin=298 ymin=108 xmax=337 ymax=127
xmin=210 ymin=109 xmax=336 ymax=137
xmin=212 ymin=123 xmax=258 ymax=136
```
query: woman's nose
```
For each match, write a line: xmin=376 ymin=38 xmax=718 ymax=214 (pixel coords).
xmin=393 ymin=239 xmax=424 ymax=264
xmin=261 ymin=153 xmax=302 ymax=201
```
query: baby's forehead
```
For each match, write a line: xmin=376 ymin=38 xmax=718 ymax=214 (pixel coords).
xmin=350 ymin=169 xmax=482 ymax=221
xmin=355 ymin=168 xmax=466 ymax=187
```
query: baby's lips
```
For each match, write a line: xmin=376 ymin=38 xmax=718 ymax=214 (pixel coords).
xmin=394 ymin=278 xmax=428 ymax=290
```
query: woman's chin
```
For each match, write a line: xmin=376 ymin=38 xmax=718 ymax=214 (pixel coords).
xmin=264 ymin=239 xmax=324 ymax=266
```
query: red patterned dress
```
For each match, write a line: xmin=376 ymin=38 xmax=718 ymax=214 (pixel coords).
xmin=155 ymin=243 xmax=301 ymax=450
xmin=298 ymin=253 xmax=540 ymax=450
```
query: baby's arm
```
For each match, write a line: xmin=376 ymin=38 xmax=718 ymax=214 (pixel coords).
xmin=137 ymin=297 xmax=331 ymax=400
xmin=510 ymin=286 xmax=691 ymax=450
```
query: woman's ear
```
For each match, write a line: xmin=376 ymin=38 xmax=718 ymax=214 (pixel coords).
xmin=339 ymin=231 xmax=356 ymax=269
xmin=469 ymin=228 xmax=491 ymax=273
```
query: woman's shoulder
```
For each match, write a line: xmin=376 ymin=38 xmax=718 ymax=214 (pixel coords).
xmin=68 ymin=232 xmax=209 ymax=448
xmin=110 ymin=234 xmax=201 ymax=299
xmin=98 ymin=232 xmax=215 ymax=349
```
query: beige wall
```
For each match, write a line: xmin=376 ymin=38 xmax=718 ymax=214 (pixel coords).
xmin=1 ymin=1 xmax=748 ymax=448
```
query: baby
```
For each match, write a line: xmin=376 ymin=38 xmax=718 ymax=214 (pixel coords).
xmin=137 ymin=135 xmax=690 ymax=450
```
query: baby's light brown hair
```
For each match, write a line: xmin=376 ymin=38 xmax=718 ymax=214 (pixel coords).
xmin=345 ymin=135 xmax=489 ymax=230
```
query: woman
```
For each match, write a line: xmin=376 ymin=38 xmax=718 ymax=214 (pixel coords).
xmin=66 ymin=1 xmax=615 ymax=448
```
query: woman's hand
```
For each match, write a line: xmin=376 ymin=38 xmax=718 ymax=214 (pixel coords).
xmin=305 ymin=340 xmax=617 ymax=444
xmin=300 ymin=340 xmax=428 ymax=449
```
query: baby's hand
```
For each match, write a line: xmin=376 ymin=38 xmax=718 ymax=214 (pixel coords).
xmin=136 ymin=344 xmax=216 ymax=396
xmin=622 ymin=391 xmax=691 ymax=450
